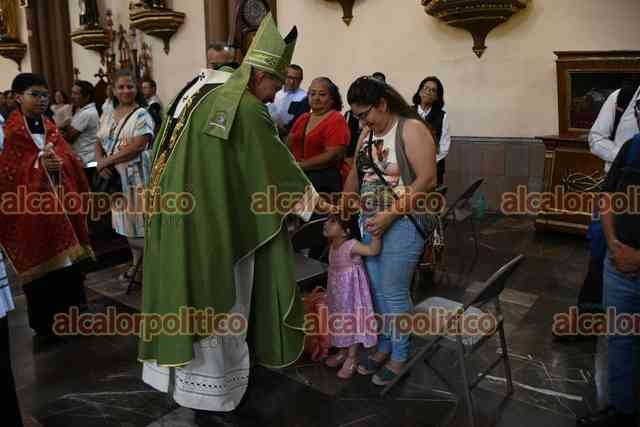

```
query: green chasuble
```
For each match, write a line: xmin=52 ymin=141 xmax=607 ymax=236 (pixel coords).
xmin=138 ymin=83 xmax=312 ymax=368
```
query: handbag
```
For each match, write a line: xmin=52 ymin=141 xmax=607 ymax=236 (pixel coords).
xmin=302 ymin=286 xmax=331 ymax=362
xmin=92 ymin=108 xmax=140 ymax=193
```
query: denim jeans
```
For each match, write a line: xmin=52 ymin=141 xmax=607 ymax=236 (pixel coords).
xmin=603 ymin=255 xmax=640 ymax=415
xmin=362 ymin=217 xmax=425 ymax=362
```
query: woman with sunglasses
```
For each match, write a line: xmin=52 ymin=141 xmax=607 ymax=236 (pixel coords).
xmin=343 ymin=76 xmax=437 ymax=386
xmin=412 ymin=76 xmax=449 ymax=186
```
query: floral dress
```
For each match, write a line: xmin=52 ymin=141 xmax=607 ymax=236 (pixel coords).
xmin=326 ymin=239 xmax=377 ymax=348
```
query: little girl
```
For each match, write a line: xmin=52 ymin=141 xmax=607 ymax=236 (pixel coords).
xmin=323 ymin=213 xmax=380 ymax=379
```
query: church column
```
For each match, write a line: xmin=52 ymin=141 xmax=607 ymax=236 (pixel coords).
xmin=24 ymin=0 xmax=74 ymax=93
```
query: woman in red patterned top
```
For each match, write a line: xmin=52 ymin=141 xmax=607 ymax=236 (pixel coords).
xmin=288 ymin=77 xmax=350 ymax=197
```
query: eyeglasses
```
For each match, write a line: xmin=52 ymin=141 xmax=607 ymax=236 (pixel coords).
xmin=421 ymin=87 xmax=437 ymax=94
xmin=353 ymin=105 xmax=374 ymax=122
xmin=24 ymin=91 xmax=50 ymax=99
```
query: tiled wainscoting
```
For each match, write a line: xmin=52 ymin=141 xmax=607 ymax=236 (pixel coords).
xmin=444 ymin=137 xmax=546 ymax=212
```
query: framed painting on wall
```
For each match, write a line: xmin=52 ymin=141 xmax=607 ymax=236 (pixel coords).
xmin=555 ymin=51 xmax=640 ymax=137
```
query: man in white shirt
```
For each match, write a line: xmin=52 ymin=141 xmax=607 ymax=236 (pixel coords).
xmin=142 ymin=79 xmax=163 ymax=133
xmin=268 ymin=64 xmax=306 ymax=137
xmin=555 ymin=81 xmax=640 ymax=341
xmin=589 ymin=83 xmax=640 ymax=172
xmin=66 ymin=80 xmax=100 ymax=172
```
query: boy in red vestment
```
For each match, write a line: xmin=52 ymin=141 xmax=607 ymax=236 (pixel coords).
xmin=0 ymin=73 xmax=94 ymax=337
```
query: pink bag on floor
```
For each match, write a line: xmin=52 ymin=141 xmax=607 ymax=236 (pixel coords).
xmin=303 ymin=287 xmax=331 ymax=362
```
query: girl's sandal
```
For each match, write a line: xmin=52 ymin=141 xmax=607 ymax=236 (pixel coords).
xmin=325 ymin=351 xmax=347 ymax=368
xmin=337 ymin=357 xmax=357 ymax=379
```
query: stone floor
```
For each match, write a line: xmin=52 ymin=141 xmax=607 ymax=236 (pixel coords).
xmin=7 ymin=214 xmax=625 ymax=426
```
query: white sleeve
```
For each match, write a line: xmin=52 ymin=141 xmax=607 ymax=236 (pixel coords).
xmin=588 ymin=89 xmax=619 ymax=164
xmin=436 ymin=112 xmax=451 ymax=162
xmin=70 ymin=110 xmax=89 ymax=133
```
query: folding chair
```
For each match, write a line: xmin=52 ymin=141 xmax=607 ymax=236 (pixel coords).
xmin=442 ymin=178 xmax=484 ymax=255
xmin=381 ymin=254 xmax=525 ymax=427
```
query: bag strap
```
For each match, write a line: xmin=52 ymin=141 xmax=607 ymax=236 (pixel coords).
xmin=394 ymin=117 xmax=417 ymax=186
xmin=108 ymin=107 xmax=141 ymax=156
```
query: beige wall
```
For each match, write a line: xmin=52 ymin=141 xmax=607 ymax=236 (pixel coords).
xmin=0 ymin=6 xmax=31 ymax=91
xmin=69 ymin=0 xmax=207 ymax=105
xmin=276 ymin=0 xmax=640 ymax=138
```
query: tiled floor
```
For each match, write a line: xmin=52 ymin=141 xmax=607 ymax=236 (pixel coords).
xmin=7 ymin=215 xmax=627 ymax=426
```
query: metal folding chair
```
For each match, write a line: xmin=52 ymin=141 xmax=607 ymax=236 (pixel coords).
xmin=381 ymin=254 xmax=525 ymax=427
xmin=442 ymin=178 xmax=484 ymax=255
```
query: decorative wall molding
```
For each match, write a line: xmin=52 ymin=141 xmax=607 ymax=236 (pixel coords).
xmin=324 ymin=0 xmax=356 ymax=26
xmin=422 ymin=0 xmax=529 ymax=58
xmin=129 ymin=6 xmax=185 ymax=54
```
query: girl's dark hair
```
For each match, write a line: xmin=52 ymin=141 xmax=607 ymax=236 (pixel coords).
xmin=314 ymin=77 xmax=343 ymax=112
xmin=412 ymin=76 xmax=445 ymax=111
xmin=330 ymin=213 xmax=361 ymax=241
xmin=55 ymin=90 xmax=69 ymax=104
xmin=112 ymin=68 xmax=147 ymax=108
xmin=347 ymin=75 xmax=416 ymax=119
xmin=11 ymin=73 xmax=48 ymax=94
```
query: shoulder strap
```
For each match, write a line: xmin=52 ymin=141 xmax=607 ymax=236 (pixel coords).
xmin=108 ymin=107 xmax=141 ymax=156
xmin=394 ymin=117 xmax=417 ymax=185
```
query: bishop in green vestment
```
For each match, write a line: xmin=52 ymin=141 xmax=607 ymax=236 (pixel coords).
xmin=138 ymin=15 xmax=319 ymax=411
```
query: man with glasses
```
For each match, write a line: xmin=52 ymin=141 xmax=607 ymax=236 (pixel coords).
xmin=577 ymin=98 xmax=640 ymax=427
xmin=206 ymin=42 xmax=238 ymax=70
xmin=268 ymin=64 xmax=306 ymax=138
xmin=0 ymin=73 xmax=93 ymax=340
